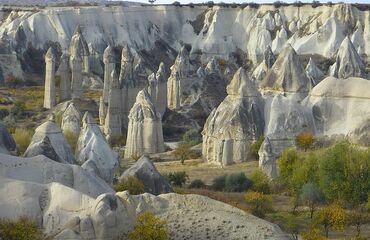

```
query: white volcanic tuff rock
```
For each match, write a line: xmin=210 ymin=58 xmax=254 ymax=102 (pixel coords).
xmin=82 ymin=74 xmax=103 ymax=90
xmin=252 ymin=45 xmax=276 ymax=82
xmin=76 ymin=112 xmax=119 ymax=185
xmin=102 ymin=45 xmax=116 ymax=104
xmin=61 ymin=102 xmax=81 ymax=136
xmin=70 ymin=48 xmax=83 ymax=99
xmin=331 ymin=36 xmax=366 ymax=78
xmin=155 ymin=62 xmax=167 ymax=117
xmin=0 ymin=122 xmax=16 ymax=154
xmin=264 ymin=94 xmax=315 ymax=155
xmin=260 ymin=45 xmax=311 ymax=95
xmin=271 ymin=27 xmax=288 ymax=54
xmin=104 ymin=70 xmax=122 ymax=142
xmin=205 ymin=57 xmax=221 ymax=75
xmin=25 ymin=116 xmax=76 ymax=164
xmin=124 ymin=89 xmax=165 ymax=159
xmin=202 ymin=68 xmax=264 ymax=165
xmin=119 ymin=156 xmax=172 ymax=195
xmin=43 ymin=47 xmax=56 ymax=109
xmin=351 ymin=22 xmax=365 ymax=56
xmin=306 ymin=57 xmax=324 ymax=86
xmin=57 ymin=53 xmax=71 ymax=101
xmin=0 ymin=175 xmax=287 ymax=240
xmin=247 ymin=26 xmax=272 ymax=64
xmin=0 ymin=154 xmax=113 ymax=198
xmin=167 ymin=46 xmax=192 ymax=110
xmin=304 ymin=76 xmax=370 ymax=144
xmin=98 ymin=96 xmax=106 ymax=126
xmin=258 ymin=137 xmax=278 ymax=179
xmin=69 ymin=25 xmax=90 ymax=73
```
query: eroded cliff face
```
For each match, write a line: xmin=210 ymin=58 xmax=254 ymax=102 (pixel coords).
xmin=0 ymin=3 xmax=370 ymax=81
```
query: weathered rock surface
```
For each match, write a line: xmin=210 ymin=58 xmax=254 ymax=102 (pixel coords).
xmin=43 ymin=47 xmax=56 ymax=109
xmin=76 ymin=112 xmax=119 ymax=184
xmin=260 ymin=45 xmax=311 ymax=95
xmin=69 ymin=25 xmax=90 ymax=73
xmin=119 ymin=156 xmax=172 ymax=195
xmin=57 ymin=53 xmax=71 ymax=101
xmin=331 ymin=36 xmax=366 ymax=79
xmin=61 ymin=102 xmax=81 ymax=136
xmin=124 ymin=89 xmax=164 ymax=159
xmin=70 ymin=47 xmax=83 ymax=99
xmin=306 ymin=57 xmax=324 ymax=86
xmin=252 ymin=45 xmax=276 ymax=82
xmin=258 ymin=137 xmax=278 ymax=179
xmin=25 ymin=115 xmax=76 ymax=164
xmin=0 ymin=122 xmax=16 ymax=154
xmin=102 ymin=45 xmax=116 ymax=104
xmin=202 ymin=68 xmax=264 ymax=165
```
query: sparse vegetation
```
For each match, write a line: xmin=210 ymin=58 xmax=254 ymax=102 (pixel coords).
xmin=0 ymin=217 xmax=42 ymax=240
xmin=295 ymin=132 xmax=315 ymax=151
xmin=114 ymin=176 xmax=145 ymax=194
xmin=189 ymin=179 xmax=206 ymax=189
xmin=250 ymin=169 xmax=270 ymax=194
xmin=128 ymin=212 xmax=168 ymax=240
xmin=63 ymin=130 xmax=78 ymax=153
xmin=250 ymin=136 xmax=264 ymax=160
xmin=13 ymin=128 xmax=33 ymax=155
xmin=2 ymin=114 xmax=16 ymax=132
xmin=165 ymin=171 xmax=189 ymax=187
xmin=245 ymin=191 xmax=273 ymax=218
xmin=172 ymin=142 xmax=196 ymax=165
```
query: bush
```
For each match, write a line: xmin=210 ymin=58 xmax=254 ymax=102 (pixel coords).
xmin=172 ymin=142 xmax=196 ymax=164
xmin=63 ymin=130 xmax=78 ymax=153
xmin=314 ymin=203 xmax=346 ymax=238
xmin=165 ymin=171 xmax=189 ymax=187
xmin=182 ymin=129 xmax=201 ymax=146
xmin=13 ymin=128 xmax=33 ymax=155
xmin=245 ymin=191 xmax=273 ymax=218
xmin=211 ymin=173 xmax=252 ymax=192
xmin=295 ymin=132 xmax=315 ymax=151
xmin=128 ymin=212 xmax=168 ymax=240
xmin=250 ymin=136 xmax=264 ymax=160
xmin=250 ymin=169 xmax=270 ymax=194
xmin=0 ymin=217 xmax=42 ymax=240
xmin=114 ymin=176 xmax=145 ymax=194
xmin=189 ymin=179 xmax=206 ymax=189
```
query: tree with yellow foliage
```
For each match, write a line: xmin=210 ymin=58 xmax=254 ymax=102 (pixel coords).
xmin=245 ymin=191 xmax=272 ymax=218
xmin=128 ymin=212 xmax=168 ymax=240
xmin=302 ymin=228 xmax=325 ymax=240
xmin=295 ymin=132 xmax=315 ymax=151
xmin=314 ymin=203 xmax=346 ymax=238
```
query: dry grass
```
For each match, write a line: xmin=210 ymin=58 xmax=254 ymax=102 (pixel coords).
xmin=0 ymin=87 xmax=46 ymax=111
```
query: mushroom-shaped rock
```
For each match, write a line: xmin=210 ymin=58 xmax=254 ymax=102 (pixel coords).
xmin=76 ymin=112 xmax=119 ymax=184
xmin=61 ymin=102 xmax=81 ymax=136
xmin=332 ymin=36 xmax=365 ymax=78
xmin=124 ymin=89 xmax=165 ymax=159
xmin=0 ymin=122 xmax=16 ymax=154
xmin=306 ymin=58 xmax=324 ymax=86
xmin=258 ymin=137 xmax=278 ymax=179
xmin=25 ymin=115 xmax=76 ymax=164
xmin=202 ymin=68 xmax=264 ymax=166
xmin=119 ymin=156 xmax=172 ymax=195
xmin=260 ymin=45 xmax=311 ymax=95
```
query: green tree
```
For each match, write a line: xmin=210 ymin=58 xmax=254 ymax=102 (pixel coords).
xmin=299 ymin=182 xmax=324 ymax=219
xmin=0 ymin=217 xmax=42 ymax=240
xmin=165 ymin=171 xmax=189 ymax=187
xmin=172 ymin=142 xmax=196 ymax=165
xmin=348 ymin=206 xmax=370 ymax=238
xmin=250 ymin=169 xmax=270 ymax=194
xmin=302 ymin=228 xmax=325 ymax=240
xmin=245 ymin=191 xmax=273 ymax=218
xmin=278 ymin=148 xmax=299 ymax=187
xmin=128 ymin=212 xmax=168 ymax=240
xmin=114 ymin=176 xmax=145 ymax=194
xmin=314 ymin=203 xmax=346 ymax=238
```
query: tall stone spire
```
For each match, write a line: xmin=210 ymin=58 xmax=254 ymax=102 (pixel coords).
xmin=99 ymin=96 xmax=106 ymax=126
xmin=44 ymin=47 xmax=56 ymax=109
xmin=119 ymin=43 xmax=134 ymax=83
xmin=104 ymin=69 xmax=122 ymax=142
xmin=155 ymin=62 xmax=167 ymax=117
xmin=69 ymin=25 xmax=90 ymax=73
xmin=70 ymin=47 xmax=83 ymax=99
xmin=103 ymin=45 xmax=116 ymax=104
xmin=58 ymin=53 xmax=71 ymax=101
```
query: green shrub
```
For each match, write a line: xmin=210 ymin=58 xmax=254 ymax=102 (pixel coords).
xmin=13 ymin=128 xmax=33 ymax=155
xmin=63 ymin=130 xmax=78 ymax=153
xmin=250 ymin=169 xmax=271 ymax=194
xmin=114 ymin=176 xmax=145 ymax=194
xmin=211 ymin=174 xmax=226 ymax=191
xmin=0 ymin=217 xmax=42 ymax=240
xmin=165 ymin=171 xmax=189 ymax=187
xmin=172 ymin=142 xmax=196 ymax=165
xmin=128 ymin=212 xmax=168 ymax=240
xmin=250 ymin=136 xmax=264 ymax=160
xmin=245 ymin=191 xmax=273 ymax=218
xmin=182 ymin=129 xmax=201 ymax=146
xmin=11 ymin=101 xmax=26 ymax=116
xmin=212 ymin=173 xmax=252 ymax=192
xmin=189 ymin=179 xmax=206 ymax=189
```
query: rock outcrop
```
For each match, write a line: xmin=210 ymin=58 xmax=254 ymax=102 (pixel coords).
xmin=70 ymin=46 xmax=83 ymax=99
xmin=167 ymin=46 xmax=191 ymax=110
xmin=260 ymin=45 xmax=311 ymax=95
xmin=104 ymin=70 xmax=122 ymax=142
xmin=258 ymin=137 xmax=278 ymax=179
xmin=119 ymin=156 xmax=172 ymax=195
xmin=43 ymin=47 xmax=56 ymax=109
xmin=306 ymin=57 xmax=324 ymax=86
xmin=25 ymin=115 xmax=76 ymax=164
xmin=58 ymin=53 xmax=71 ymax=101
xmin=61 ymin=102 xmax=81 ymax=136
xmin=76 ymin=112 xmax=119 ymax=185
xmin=331 ymin=36 xmax=366 ymax=78
xmin=202 ymin=68 xmax=264 ymax=165
xmin=102 ymin=45 xmax=116 ymax=104
xmin=98 ymin=96 xmax=106 ymax=126
xmin=155 ymin=62 xmax=168 ymax=117
xmin=124 ymin=89 xmax=164 ymax=159
xmin=69 ymin=25 xmax=90 ymax=73
xmin=252 ymin=45 xmax=276 ymax=82
xmin=0 ymin=122 xmax=16 ymax=154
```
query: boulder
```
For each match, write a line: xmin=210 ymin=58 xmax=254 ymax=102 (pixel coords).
xmin=202 ymin=68 xmax=264 ymax=165
xmin=76 ymin=112 xmax=119 ymax=184
xmin=119 ymin=156 xmax=172 ymax=195
xmin=61 ymin=102 xmax=81 ymax=136
xmin=25 ymin=115 xmax=76 ymax=164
